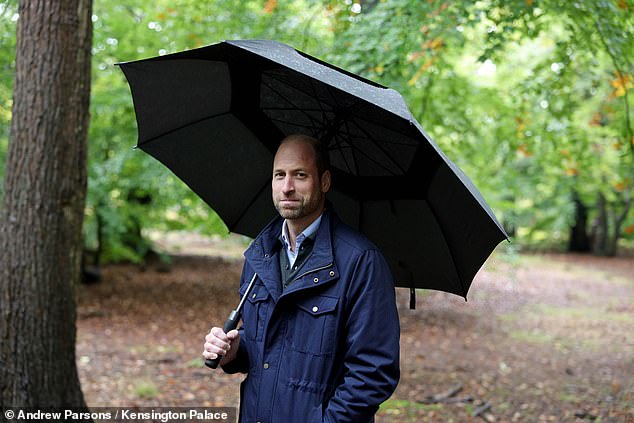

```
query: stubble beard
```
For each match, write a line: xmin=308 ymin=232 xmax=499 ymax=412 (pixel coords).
xmin=274 ymin=194 xmax=322 ymax=221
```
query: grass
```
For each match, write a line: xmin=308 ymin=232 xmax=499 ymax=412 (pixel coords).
xmin=503 ymin=301 xmax=633 ymax=353
xmin=535 ymin=304 xmax=633 ymax=322
xmin=133 ymin=380 xmax=160 ymax=399
xmin=185 ymin=357 xmax=205 ymax=368
xmin=128 ymin=344 xmax=181 ymax=354
xmin=379 ymin=399 xmax=444 ymax=417
xmin=508 ymin=329 xmax=555 ymax=344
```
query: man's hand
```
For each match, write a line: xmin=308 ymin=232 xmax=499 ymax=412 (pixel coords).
xmin=202 ymin=327 xmax=240 ymax=365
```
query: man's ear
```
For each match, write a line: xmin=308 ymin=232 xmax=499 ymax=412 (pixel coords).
xmin=321 ymin=170 xmax=332 ymax=193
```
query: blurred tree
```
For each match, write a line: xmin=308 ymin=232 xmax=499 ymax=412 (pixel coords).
xmin=0 ymin=0 xmax=92 ymax=407
xmin=326 ymin=0 xmax=633 ymax=255
xmin=1 ymin=0 xmax=631 ymax=259
xmin=83 ymin=0 xmax=334 ymax=264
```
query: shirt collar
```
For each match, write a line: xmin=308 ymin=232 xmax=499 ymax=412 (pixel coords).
xmin=281 ymin=213 xmax=323 ymax=251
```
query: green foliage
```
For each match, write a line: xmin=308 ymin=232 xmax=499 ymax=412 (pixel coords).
xmin=85 ymin=0 xmax=334 ymax=262
xmin=328 ymin=0 xmax=633 ymax=250
xmin=1 ymin=0 xmax=632 ymax=259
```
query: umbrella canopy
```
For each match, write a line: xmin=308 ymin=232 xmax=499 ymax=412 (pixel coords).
xmin=119 ymin=39 xmax=508 ymax=299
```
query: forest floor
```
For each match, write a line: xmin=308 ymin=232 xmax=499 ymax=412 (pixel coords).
xmin=76 ymin=237 xmax=634 ymax=422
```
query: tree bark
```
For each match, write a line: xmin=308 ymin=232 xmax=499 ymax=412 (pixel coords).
xmin=568 ymin=190 xmax=590 ymax=252
xmin=0 ymin=0 xmax=92 ymax=407
xmin=607 ymin=196 xmax=632 ymax=257
xmin=591 ymin=192 xmax=608 ymax=256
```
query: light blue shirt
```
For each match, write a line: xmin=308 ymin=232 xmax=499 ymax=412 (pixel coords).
xmin=281 ymin=214 xmax=323 ymax=267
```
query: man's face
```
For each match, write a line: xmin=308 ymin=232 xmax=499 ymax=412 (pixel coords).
xmin=272 ymin=139 xmax=331 ymax=222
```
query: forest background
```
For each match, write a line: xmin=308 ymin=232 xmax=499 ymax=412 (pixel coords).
xmin=1 ymin=0 xmax=632 ymax=263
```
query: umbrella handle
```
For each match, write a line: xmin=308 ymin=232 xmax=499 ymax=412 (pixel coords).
xmin=204 ymin=310 xmax=241 ymax=369
xmin=205 ymin=273 xmax=258 ymax=369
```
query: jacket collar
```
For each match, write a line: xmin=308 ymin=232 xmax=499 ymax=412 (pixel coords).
xmin=244 ymin=206 xmax=337 ymax=302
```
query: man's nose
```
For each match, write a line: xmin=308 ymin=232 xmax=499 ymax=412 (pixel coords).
xmin=282 ymin=176 xmax=294 ymax=193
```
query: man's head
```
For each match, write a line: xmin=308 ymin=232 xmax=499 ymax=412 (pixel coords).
xmin=272 ymin=134 xmax=331 ymax=224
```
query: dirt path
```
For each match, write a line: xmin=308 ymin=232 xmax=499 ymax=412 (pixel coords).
xmin=76 ymin=252 xmax=633 ymax=422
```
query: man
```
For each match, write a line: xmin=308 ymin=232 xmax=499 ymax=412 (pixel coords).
xmin=203 ymin=134 xmax=400 ymax=422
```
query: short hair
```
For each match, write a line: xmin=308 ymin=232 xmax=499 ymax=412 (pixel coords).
xmin=279 ymin=134 xmax=330 ymax=177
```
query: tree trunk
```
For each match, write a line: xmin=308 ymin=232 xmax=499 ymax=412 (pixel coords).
xmin=590 ymin=191 xmax=631 ymax=257
xmin=0 ymin=0 xmax=92 ymax=408
xmin=568 ymin=190 xmax=590 ymax=252
xmin=591 ymin=192 xmax=609 ymax=256
xmin=607 ymin=196 xmax=632 ymax=256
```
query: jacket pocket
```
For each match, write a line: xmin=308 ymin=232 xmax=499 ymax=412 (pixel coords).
xmin=243 ymin=284 xmax=270 ymax=342
xmin=291 ymin=295 xmax=339 ymax=356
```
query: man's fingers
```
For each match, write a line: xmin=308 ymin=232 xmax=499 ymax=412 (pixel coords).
xmin=205 ymin=338 xmax=230 ymax=352
xmin=210 ymin=327 xmax=229 ymax=342
xmin=202 ymin=351 xmax=217 ymax=360
xmin=206 ymin=335 xmax=229 ymax=348
xmin=202 ymin=341 xmax=230 ymax=358
xmin=202 ymin=327 xmax=237 ymax=361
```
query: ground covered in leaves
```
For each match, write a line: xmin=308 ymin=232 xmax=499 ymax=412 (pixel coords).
xmin=77 ymin=243 xmax=633 ymax=422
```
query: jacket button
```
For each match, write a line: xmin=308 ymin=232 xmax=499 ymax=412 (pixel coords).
xmin=313 ymin=277 xmax=319 ymax=283
xmin=329 ymin=270 xmax=335 ymax=277
xmin=263 ymin=362 xmax=269 ymax=369
xmin=312 ymin=306 xmax=319 ymax=313
xmin=252 ymin=293 xmax=256 ymax=299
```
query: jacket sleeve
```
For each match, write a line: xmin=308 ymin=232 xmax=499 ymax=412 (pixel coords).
xmin=220 ymin=265 xmax=252 ymax=375
xmin=324 ymin=249 xmax=400 ymax=423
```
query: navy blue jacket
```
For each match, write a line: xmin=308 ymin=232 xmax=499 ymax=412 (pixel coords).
xmin=223 ymin=208 xmax=400 ymax=422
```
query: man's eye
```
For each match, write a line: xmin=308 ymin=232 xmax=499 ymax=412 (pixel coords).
xmin=296 ymin=172 xmax=307 ymax=178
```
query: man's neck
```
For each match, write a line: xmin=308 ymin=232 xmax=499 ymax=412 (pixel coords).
xmin=285 ymin=207 xmax=324 ymax=251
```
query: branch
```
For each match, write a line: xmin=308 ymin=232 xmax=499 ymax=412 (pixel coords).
xmin=301 ymin=6 xmax=322 ymax=51
xmin=593 ymin=17 xmax=634 ymax=161
xmin=419 ymin=383 xmax=464 ymax=403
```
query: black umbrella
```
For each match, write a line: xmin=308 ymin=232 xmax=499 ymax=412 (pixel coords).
xmin=118 ymin=39 xmax=508 ymax=301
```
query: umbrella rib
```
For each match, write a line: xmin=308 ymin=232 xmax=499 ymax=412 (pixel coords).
xmin=268 ymin=117 xmax=310 ymax=127
xmin=266 ymin=112 xmax=420 ymax=147
xmin=349 ymin=119 xmax=409 ymax=174
xmin=268 ymin=116 xmax=325 ymax=133
xmin=333 ymin=116 xmax=402 ymax=176
xmin=329 ymin=132 xmax=356 ymax=175
xmin=340 ymin=140 xmax=401 ymax=176
xmin=264 ymin=72 xmax=344 ymax=135
xmin=261 ymin=78 xmax=328 ymax=130
xmin=349 ymin=114 xmax=420 ymax=144
xmin=338 ymin=121 xmax=361 ymax=176
xmin=138 ymin=111 xmax=232 ymax=148
xmin=262 ymin=72 xmax=407 ymax=175
xmin=305 ymin=77 xmax=335 ymax=142
xmin=263 ymin=70 xmax=420 ymax=146
xmin=306 ymin=78 xmax=362 ymax=176
xmin=265 ymin=71 xmax=334 ymax=113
